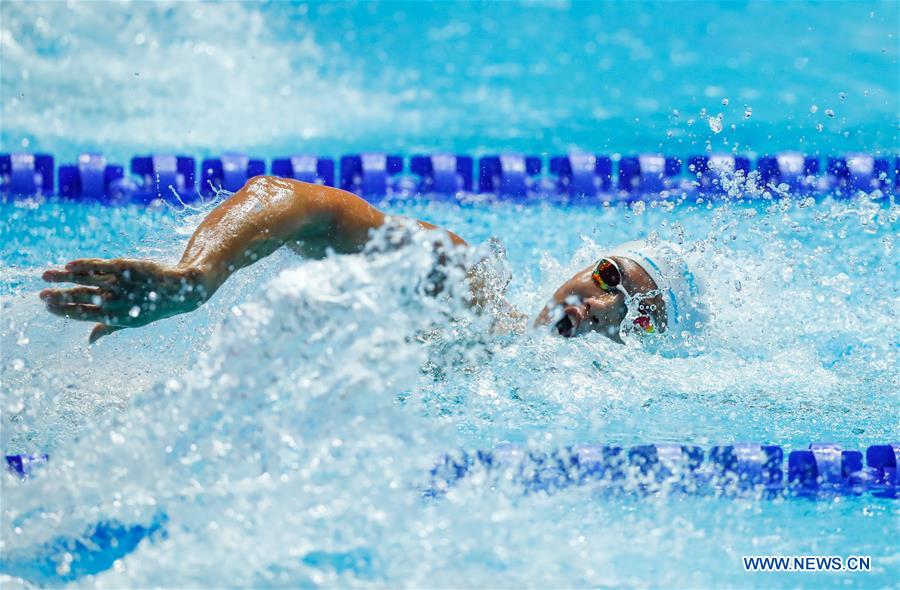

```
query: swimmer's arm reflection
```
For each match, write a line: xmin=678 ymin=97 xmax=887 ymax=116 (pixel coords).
xmin=41 ymin=176 xmax=467 ymax=342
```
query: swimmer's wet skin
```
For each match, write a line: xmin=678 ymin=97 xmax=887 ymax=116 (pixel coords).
xmin=40 ymin=176 xmax=690 ymax=343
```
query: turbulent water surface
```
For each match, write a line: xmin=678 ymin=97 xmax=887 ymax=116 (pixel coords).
xmin=2 ymin=188 xmax=898 ymax=588
xmin=1 ymin=0 xmax=899 ymax=587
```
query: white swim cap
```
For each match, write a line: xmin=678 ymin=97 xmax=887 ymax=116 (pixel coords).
xmin=607 ymin=240 xmax=707 ymax=334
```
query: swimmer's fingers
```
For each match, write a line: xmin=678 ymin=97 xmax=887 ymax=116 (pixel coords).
xmin=62 ymin=258 xmax=126 ymax=275
xmin=42 ymin=269 xmax=121 ymax=291
xmin=65 ymin=258 xmax=165 ymax=278
xmin=40 ymin=286 xmax=111 ymax=306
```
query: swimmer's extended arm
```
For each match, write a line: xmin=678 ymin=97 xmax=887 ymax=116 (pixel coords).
xmin=41 ymin=176 xmax=466 ymax=342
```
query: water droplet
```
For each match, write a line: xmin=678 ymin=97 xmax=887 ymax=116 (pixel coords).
xmin=129 ymin=305 xmax=141 ymax=318
xmin=743 ymin=106 xmax=752 ymax=119
xmin=825 ymin=109 xmax=835 ymax=118
xmin=721 ymin=98 xmax=729 ymax=106
xmin=810 ymin=104 xmax=818 ymax=113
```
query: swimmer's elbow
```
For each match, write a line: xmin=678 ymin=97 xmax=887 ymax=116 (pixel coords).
xmin=241 ymin=175 xmax=317 ymax=208
xmin=244 ymin=175 xmax=277 ymax=192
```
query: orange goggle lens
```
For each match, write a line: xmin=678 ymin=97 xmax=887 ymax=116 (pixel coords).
xmin=591 ymin=258 xmax=622 ymax=293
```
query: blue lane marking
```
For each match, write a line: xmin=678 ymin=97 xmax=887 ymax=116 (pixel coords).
xmin=2 ymin=152 xmax=896 ymax=201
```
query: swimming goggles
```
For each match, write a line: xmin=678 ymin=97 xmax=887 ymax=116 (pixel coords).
xmin=591 ymin=258 xmax=657 ymax=334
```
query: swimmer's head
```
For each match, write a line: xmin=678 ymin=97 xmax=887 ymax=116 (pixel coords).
xmin=536 ymin=240 xmax=706 ymax=341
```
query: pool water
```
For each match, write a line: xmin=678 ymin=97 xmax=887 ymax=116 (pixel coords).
xmin=2 ymin=1 xmax=898 ymax=161
xmin=2 ymin=189 xmax=898 ymax=587
xmin=2 ymin=0 xmax=899 ymax=588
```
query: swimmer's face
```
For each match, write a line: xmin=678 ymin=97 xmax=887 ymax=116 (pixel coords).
xmin=536 ymin=256 xmax=666 ymax=342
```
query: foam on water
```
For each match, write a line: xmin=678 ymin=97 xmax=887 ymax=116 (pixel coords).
xmin=1 ymin=185 xmax=898 ymax=587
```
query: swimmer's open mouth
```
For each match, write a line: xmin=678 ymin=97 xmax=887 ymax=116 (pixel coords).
xmin=555 ymin=315 xmax=576 ymax=337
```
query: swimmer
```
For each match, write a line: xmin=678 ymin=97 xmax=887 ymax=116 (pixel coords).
xmin=40 ymin=176 xmax=705 ymax=343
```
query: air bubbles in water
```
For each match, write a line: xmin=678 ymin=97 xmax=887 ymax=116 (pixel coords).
xmin=708 ymin=114 xmax=723 ymax=134
xmin=128 ymin=305 xmax=141 ymax=318
xmin=839 ymin=92 xmax=846 ymax=100
xmin=721 ymin=98 xmax=729 ymax=106
xmin=743 ymin=106 xmax=752 ymax=119
xmin=810 ymin=104 xmax=818 ymax=113
xmin=825 ymin=109 xmax=835 ymax=118
xmin=816 ymin=123 xmax=824 ymax=132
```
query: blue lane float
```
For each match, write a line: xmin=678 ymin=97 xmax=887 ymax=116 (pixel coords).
xmin=271 ymin=155 xmax=335 ymax=187
xmin=340 ymin=153 xmax=404 ymax=199
xmin=58 ymin=153 xmax=127 ymax=202
xmin=130 ymin=154 xmax=197 ymax=203
xmin=478 ymin=154 xmax=543 ymax=198
xmin=826 ymin=153 xmax=892 ymax=192
xmin=2 ymin=443 xmax=895 ymax=584
xmin=410 ymin=153 xmax=473 ymax=195
xmin=2 ymin=150 xmax=898 ymax=202
xmin=6 ymin=443 xmax=898 ymax=498
xmin=200 ymin=152 xmax=266 ymax=197
xmin=0 ymin=516 xmax=166 ymax=585
xmin=687 ymin=154 xmax=751 ymax=194
xmin=5 ymin=453 xmax=48 ymax=478
xmin=549 ymin=153 xmax=613 ymax=199
xmin=788 ymin=443 xmax=864 ymax=489
xmin=0 ymin=153 xmax=54 ymax=196
xmin=425 ymin=442 xmax=898 ymax=499
xmin=618 ymin=154 xmax=683 ymax=195
xmin=755 ymin=152 xmax=820 ymax=192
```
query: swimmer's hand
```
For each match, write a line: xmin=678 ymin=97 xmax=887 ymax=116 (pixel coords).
xmin=40 ymin=259 xmax=209 ymax=343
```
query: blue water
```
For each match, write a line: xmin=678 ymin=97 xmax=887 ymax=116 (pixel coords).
xmin=2 ymin=1 xmax=898 ymax=161
xmin=2 ymin=1 xmax=900 ymax=589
